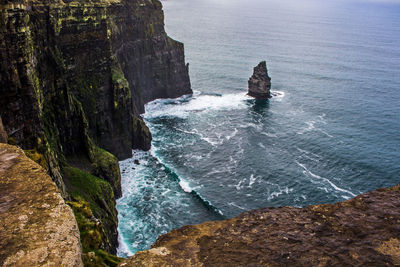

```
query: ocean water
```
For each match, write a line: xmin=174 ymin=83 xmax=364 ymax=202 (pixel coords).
xmin=117 ymin=0 xmax=400 ymax=256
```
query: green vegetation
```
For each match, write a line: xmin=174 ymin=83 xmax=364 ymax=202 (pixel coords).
xmin=63 ymin=166 xmax=114 ymax=216
xmin=64 ymin=166 xmax=122 ymax=266
xmin=92 ymin=146 xmax=121 ymax=197
xmin=67 ymin=197 xmax=103 ymax=251
xmin=24 ymin=148 xmax=47 ymax=170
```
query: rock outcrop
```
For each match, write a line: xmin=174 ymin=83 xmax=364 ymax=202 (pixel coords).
xmin=0 ymin=144 xmax=83 ymax=267
xmin=248 ymin=61 xmax=272 ymax=99
xmin=122 ymin=183 xmax=400 ymax=266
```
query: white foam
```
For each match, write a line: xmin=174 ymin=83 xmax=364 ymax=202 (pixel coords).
xmin=226 ymin=128 xmax=238 ymax=140
xmin=270 ymin=90 xmax=285 ymax=101
xmin=235 ymin=178 xmax=246 ymax=191
xmin=117 ymin=230 xmax=134 ymax=257
xmin=297 ymin=121 xmax=316 ymax=135
xmin=179 ymin=179 xmax=193 ymax=193
xmin=295 ymin=161 xmax=356 ymax=197
xmin=267 ymin=186 xmax=293 ymax=201
xmin=248 ymin=174 xmax=257 ymax=187
xmin=228 ymin=202 xmax=246 ymax=210
xmin=318 ymin=113 xmax=327 ymax=124
xmin=145 ymin=92 xmax=251 ymax=119
xmin=319 ymin=129 xmax=334 ymax=138
xmin=261 ymin=131 xmax=278 ymax=137
xmin=296 ymin=147 xmax=321 ymax=159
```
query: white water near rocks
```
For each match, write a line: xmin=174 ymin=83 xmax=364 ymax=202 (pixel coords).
xmin=117 ymin=0 xmax=400 ymax=256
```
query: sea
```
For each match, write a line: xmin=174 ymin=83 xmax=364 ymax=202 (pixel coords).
xmin=117 ymin=0 xmax=400 ymax=257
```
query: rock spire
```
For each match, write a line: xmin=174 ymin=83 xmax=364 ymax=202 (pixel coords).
xmin=248 ymin=61 xmax=272 ymax=99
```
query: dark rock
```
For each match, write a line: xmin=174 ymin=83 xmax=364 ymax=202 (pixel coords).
xmin=134 ymin=159 xmax=140 ymax=165
xmin=123 ymin=183 xmax=400 ymax=266
xmin=0 ymin=117 xmax=7 ymax=143
xmin=248 ymin=61 xmax=272 ymax=99
xmin=0 ymin=0 xmax=191 ymax=255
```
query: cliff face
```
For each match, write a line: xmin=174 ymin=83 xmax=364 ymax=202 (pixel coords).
xmin=0 ymin=144 xmax=83 ymax=267
xmin=0 ymin=0 xmax=191 ymax=161
xmin=0 ymin=0 xmax=191 ymax=258
xmin=123 ymin=183 xmax=400 ymax=266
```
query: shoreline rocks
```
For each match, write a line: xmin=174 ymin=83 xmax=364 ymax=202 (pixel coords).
xmin=248 ymin=61 xmax=272 ymax=99
xmin=122 ymin=183 xmax=400 ymax=266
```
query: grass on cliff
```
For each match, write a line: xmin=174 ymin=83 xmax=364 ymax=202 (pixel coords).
xmin=92 ymin=146 xmax=120 ymax=192
xmin=63 ymin=166 xmax=122 ymax=266
xmin=63 ymin=165 xmax=114 ymax=216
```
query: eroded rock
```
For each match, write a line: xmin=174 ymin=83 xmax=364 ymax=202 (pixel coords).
xmin=248 ymin=61 xmax=272 ymax=99
xmin=122 ymin=183 xmax=400 ymax=266
xmin=0 ymin=144 xmax=83 ymax=267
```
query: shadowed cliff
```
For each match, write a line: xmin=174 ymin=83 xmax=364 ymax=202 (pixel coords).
xmin=0 ymin=0 xmax=191 ymax=260
xmin=122 ymin=183 xmax=400 ymax=266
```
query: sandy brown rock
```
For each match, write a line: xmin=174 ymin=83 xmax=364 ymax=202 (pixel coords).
xmin=122 ymin=183 xmax=400 ymax=267
xmin=0 ymin=144 xmax=83 ymax=267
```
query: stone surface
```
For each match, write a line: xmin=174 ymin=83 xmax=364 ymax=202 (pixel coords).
xmin=0 ymin=143 xmax=83 ymax=267
xmin=0 ymin=117 xmax=7 ymax=143
xmin=248 ymin=61 xmax=272 ymax=99
xmin=122 ymin=183 xmax=400 ymax=266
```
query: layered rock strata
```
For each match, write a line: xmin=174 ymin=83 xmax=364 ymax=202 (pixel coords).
xmin=0 ymin=0 xmax=191 ymax=257
xmin=248 ymin=61 xmax=272 ymax=99
xmin=122 ymin=183 xmax=400 ymax=266
xmin=0 ymin=144 xmax=83 ymax=267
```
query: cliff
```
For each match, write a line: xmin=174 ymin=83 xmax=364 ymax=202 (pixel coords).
xmin=0 ymin=143 xmax=83 ymax=266
xmin=122 ymin=183 xmax=400 ymax=266
xmin=0 ymin=0 xmax=191 ymax=261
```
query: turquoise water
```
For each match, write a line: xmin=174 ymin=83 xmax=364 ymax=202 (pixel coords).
xmin=117 ymin=0 xmax=400 ymax=256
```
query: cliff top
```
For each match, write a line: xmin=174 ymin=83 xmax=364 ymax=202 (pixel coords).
xmin=0 ymin=144 xmax=83 ymax=267
xmin=122 ymin=182 xmax=400 ymax=266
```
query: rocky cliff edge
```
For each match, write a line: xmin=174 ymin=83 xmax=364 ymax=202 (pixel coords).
xmin=122 ymin=183 xmax=400 ymax=266
xmin=0 ymin=143 xmax=83 ymax=267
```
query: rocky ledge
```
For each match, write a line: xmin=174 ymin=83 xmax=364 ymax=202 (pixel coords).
xmin=0 ymin=144 xmax=82 ymax=267
xmin=248 ymin=61 xmax=272 ymax=99
xmin=122 ymin=183 xmax=400 ymax=266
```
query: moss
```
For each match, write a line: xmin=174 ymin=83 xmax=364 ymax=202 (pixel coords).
xmin=67 ymin=198 xmax=103 ymax=252
xmin=62 ymin=165 xmax=117 ymax=254
xmin=63 ymin=166 xmax=114 ymax=217
xmin=111 ymin=62 xmax=129 ymax=89
xmin=94 ymin=249 xmax=123 ymax=266
xmin=91 ymin=146 xmax=121 ymax=197
xmin=24 ymin=148 xmax=47 ymax=170
xmin=67 ymin=197 xmax=123 ymax=267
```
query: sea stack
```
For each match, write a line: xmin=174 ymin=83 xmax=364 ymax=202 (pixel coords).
xmin=248 ymin=61 xmax=272 ymax=99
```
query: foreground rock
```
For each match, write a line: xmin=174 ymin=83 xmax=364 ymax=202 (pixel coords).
xmin=0 ymin=144 xmax=82 ymax=267
xmin=248 ymin=61 xmax=272 ymax=99
xmin=122 ymin=183 xmax=400 ymax=266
